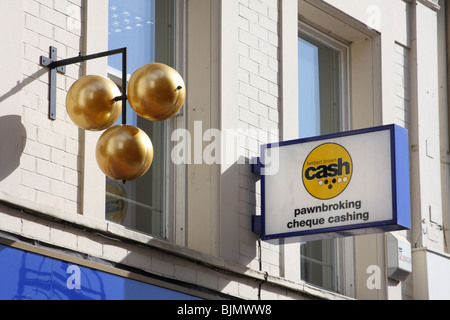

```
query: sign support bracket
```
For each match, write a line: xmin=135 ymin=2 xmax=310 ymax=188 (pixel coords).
xmin=252 ymin=216 xmax=262 ymax=234
xmin=251 ymin=157 xmax=262 ymax=234
xmin=40 ymin=46 xmax=128 ymax=123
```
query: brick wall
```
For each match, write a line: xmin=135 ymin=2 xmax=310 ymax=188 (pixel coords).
xmin=19 ymin=0 xmax=84 ymax=214
xmin=393 ymin=43 xmax=410 ymax=130
xmin=236 ymin=0 xmax=281 ymax=276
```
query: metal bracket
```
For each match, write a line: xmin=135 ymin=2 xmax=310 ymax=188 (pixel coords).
xmin=251 ymin=157 xmax=262 ymax=175
xmin=252 ymin=215 xmax=262 ymax=234
xmin=40 ymin=46 xmax=127 ymax=122
xmin=40 ymin=47 xmax=66 ymax=120
xmin=40 ymin=46 xmax=67 ymax=73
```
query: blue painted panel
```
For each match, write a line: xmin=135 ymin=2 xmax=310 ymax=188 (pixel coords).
xmin=0 ymin=245 xmax=200 ymax=300
xmin=393 ymin=125 xmax=411 ymax=229
xmin=0 ymin=246 xmax=52 ymax=300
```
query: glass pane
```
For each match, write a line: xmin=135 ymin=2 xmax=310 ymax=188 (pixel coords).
xmin=108 ymin=0 xmax=155 ymax=75
xmin=298 ymin=34 xmax=341 ymax=139
xmin=106 ymin=0 xmax=169 ymax=238
xmin=298 ymin=33 xmax=342 ymax=292
xmin=300 ymin=239 xmax=337 ymax=291
xmin=298 ymin=37 xmax=320 ymax=138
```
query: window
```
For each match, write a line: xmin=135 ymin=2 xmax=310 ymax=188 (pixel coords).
xmin=106 ymin=0 xmax=175 ymax=238
xmin=298 ymin=27 xmax=349 ymax=292
xmin=298 ymin=33 xmax=341 ymax=138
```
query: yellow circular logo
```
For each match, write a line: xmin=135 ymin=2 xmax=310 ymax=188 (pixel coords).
xmin=302 ymin=143 xmax=353 ymax=200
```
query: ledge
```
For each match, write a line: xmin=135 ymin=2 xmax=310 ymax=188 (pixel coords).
xmin=413 ymin=246 xmax=450 ymax=260
xmin=417 ymin=0 xmax=440 ymax=11
xmin=0 ymin=195 xmax=352 ymax=300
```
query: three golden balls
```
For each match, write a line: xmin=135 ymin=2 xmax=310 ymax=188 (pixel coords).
xmin=96 ymin=125 xmax=154 ymax=182
xmin=127 ymin=63 xmax=186 ymax=121
xmin=66 ymin=75 xmax=122 ymax=131
xmin=66 ymin=63 xmax=185 ymax=182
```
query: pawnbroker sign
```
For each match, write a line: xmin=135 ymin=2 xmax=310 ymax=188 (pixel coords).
xmin=256 ymin=125 xmax=411 ymax=242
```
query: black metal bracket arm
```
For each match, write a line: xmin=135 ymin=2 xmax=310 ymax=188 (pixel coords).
xmin=40 ymin=46 xmax=128 ymax=123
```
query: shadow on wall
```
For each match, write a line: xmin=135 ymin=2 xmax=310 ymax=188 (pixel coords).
xmin=0 ymin=115 xmax=26 ymax=181
xmin=0 ymin=68 xmax=50 ymax=183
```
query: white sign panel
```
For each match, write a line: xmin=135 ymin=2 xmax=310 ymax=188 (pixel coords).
xmin=256 ymin=125 xmax=411 ymax=242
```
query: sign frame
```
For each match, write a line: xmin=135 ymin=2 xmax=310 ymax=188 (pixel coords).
xmin=255 ymin=124 xmax=411 ymax=243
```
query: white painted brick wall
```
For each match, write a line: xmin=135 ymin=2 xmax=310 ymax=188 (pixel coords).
xmin=237 ymin=0 xmax=281 ymax=276
xmin=237 ymin=0 xmax=279 ymax=155
xmin=394 ymin=43 xmax=410 ymax=130
xmin=18 ymin=0 xmax=84 ymax=215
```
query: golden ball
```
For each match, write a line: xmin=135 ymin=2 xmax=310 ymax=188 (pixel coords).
xmin=95 ymin=125 xmax=154 ymax=181
xmin=127 ymin=63 xmax=186 ymax=121
xmin=66 ymin=75 xmax=122 ymax=131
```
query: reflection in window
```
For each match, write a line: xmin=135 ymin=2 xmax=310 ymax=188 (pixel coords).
xmin=108 ymin=0 xmax=155 ymax=75
xmin=106 ymin=0 xmax=174 ymax=238
xmin=298 ymin=32 xmax=342 ymax=292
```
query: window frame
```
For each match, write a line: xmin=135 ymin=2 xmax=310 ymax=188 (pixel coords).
xmin=298 ymin=21 xmax=352 ymax=135
xmin=103 ymin=0 xmax=183 ymax=242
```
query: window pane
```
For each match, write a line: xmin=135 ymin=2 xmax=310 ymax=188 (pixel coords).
xmin=108 ymin=0 xmax=155 ymax=74
xmin=298 ymin=33 xmax=342 ymax=292
xmin=300 ymin=239 xmax=337 ymax=291
xmin=298 ymin=34 xmax=341 ymax=139
xmin=106 ymin=0 xmax=171 ymax=238
xmin=298 ymin=37 xmax=320 ymax=138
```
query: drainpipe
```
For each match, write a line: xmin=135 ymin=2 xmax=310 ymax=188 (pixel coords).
xmin=445 ymin=2 xmax=450 ymax=149
xmin=443 ymin=1 xmax=450 ymax=252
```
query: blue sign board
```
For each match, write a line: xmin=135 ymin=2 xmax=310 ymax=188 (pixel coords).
xmin=0 ymin=244 xmax=200 ymax=300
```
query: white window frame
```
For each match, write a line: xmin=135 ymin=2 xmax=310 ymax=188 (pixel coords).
xmin=298 ymin=21 xmax=352 ymax=134
xmin=102 ymin=0 xmax=186 ymax=243
xmin=167 ymin=0 xmax=187 ymax=246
